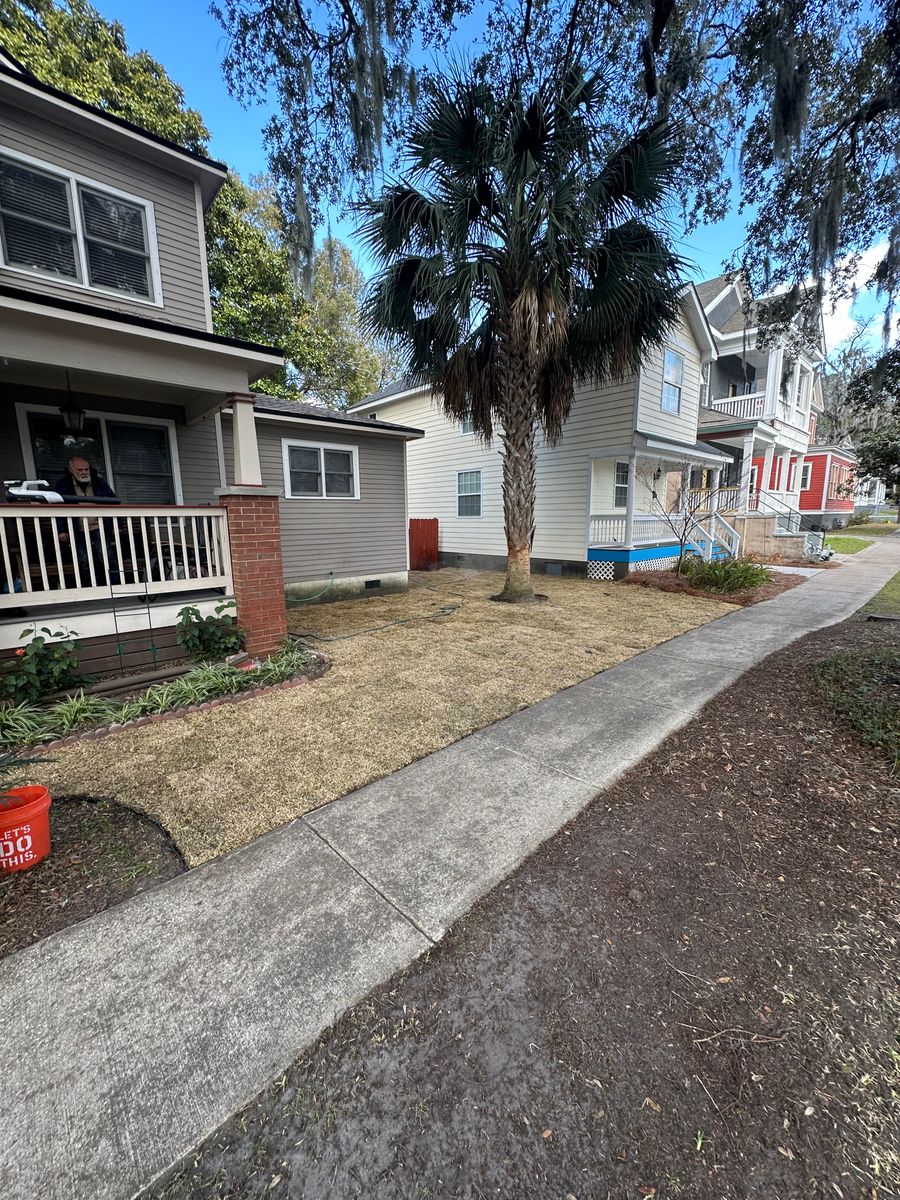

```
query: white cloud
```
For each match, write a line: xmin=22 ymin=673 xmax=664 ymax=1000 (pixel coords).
xmin=821 ymin=242 xmax=888 ymax=353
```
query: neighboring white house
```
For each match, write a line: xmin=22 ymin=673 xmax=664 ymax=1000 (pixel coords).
xmin=349 ymin=286 xmax=740 ymax=579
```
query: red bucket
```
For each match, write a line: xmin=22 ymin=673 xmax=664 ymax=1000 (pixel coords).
xmin=0 ymin=786 xmax=52 ymax=874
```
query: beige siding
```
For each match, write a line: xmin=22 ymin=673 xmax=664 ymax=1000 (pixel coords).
xmin=221 ymin=417 xmax=409 ymax=584
xmin=0 ymin=106 xmax=208 ymax=329
xmin=589 ymin=459 xmax=659 ymax=513
xmin=636 ymin=312 xmax=704 ymax=445
xmin=380 ymin=376 xmax=638 ymax=563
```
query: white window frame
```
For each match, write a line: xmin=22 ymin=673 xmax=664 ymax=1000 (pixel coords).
xmin=282 ymin=438 xmax=361 ymax=500
xmin=0 ymin=145 xmax=163 ymax=307
xmin=459 ymin=412 xmax=475 ymax=435
xmin=800 ymin=462 xmax=811 ymax=491
xmin=661 ymin=348 xmax=684 ymax=414
xmin=613 ymin=460 xmax=630 ymax=509
xmin=14 ymin=401 xmax=184 ymax=503
xmin=456 ymin=469 xmax=482 ymax=518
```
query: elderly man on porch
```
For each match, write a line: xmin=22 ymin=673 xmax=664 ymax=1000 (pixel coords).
xmin=53 ymin=455 xmax=121 ymax=586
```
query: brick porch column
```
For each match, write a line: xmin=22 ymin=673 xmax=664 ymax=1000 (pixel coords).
xmin=216 ymin=485 xmax=287 ymax=657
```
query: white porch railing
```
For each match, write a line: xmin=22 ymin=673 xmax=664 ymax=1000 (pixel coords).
xmin=589 ymin=514 xmax=676 ymax=545
xmin=0 ymin=505 xmax=232 ymax=610
xmin=708 ymin=391 xmax=767 ymax=420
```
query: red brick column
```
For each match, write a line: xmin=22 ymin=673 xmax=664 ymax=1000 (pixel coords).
xmin=217 ymin=487 xmax=287 ymax=657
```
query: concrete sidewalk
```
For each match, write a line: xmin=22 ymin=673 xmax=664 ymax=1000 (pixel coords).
xmin=2 ymin=540 xmax=898 ymax=1200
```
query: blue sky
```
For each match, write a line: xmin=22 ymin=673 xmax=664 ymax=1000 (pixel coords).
xmin=94 ymin=0 xmax=880 ymax=351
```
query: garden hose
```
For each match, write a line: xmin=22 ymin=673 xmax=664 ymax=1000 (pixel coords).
xmin=285 ymin=573 xmax=337 ymax=606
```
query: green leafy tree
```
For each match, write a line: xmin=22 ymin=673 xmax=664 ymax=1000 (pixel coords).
xmin=216 ymin=0 xmax=899 ymax=349
xmin=0 ymin=0 xmax=209 ymax=151
xmin=311 ymin=239 xmax=384 ymax=406
xmin=1 ymin=1 xmax=385 ymax=407
xmin=360 ymin=67 xmax=684 ymax=602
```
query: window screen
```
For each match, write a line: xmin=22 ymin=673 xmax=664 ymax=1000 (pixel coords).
xmin=106 ymin=422 xmax=175 ymax=503
xmin=662 ymin=349 xmax=684 ymax=414
xmin=323 ymin=449 xmax=354 ymax=497
xmin=457 ymin=470 xmax=482 ymax=517
xmin=288 ymin=445 xmax=322 ymax=496
xmin=79 ymin=189 xmax=151 ymax=298
xmin=27 ymin=412 xmax=104 ymax=487
xmin=614 ymin=461 xmax=629 ymax=508
xmin=0 ymin=157 xmax=78 ymax=280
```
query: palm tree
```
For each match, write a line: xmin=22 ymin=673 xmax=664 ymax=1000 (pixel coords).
xmin=360 ymin=66 xmax=686 ymax=601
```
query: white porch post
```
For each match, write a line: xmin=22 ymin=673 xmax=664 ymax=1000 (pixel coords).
xmin=761 ymin=442 xmax=775 ymax=495
xmin=229 ymin=392 xmax=263 ymax=487
xmin=777 ymin=449 xmax=792 ymax=498
xmin=763 ymin=348 xmax=782 ymax=418
xmin=623 ymin=454 xmax=638 ymax=549
xmin=738 ymin=433 xmax=755 ymax=512
xmin=709 ymin=466 xmax=721 ymax=514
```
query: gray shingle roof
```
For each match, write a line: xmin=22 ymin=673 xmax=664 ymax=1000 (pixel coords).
xmin=694 ymin=274 xmax=734 ymax=307
xmin=251 ymin=394 xmax=424 ymax=437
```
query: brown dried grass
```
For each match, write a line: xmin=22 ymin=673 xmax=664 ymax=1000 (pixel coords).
xmin=41 ymin=569 xmax=734 ymax=865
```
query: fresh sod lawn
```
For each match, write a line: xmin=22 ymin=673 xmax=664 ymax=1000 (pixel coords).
xmin=40 ymin=569 xmax=734 ymax=865
xmin=824 ymin=534 xmax=874 ymax=554
xmin=863 ymin=567 xmax=900 ymax=615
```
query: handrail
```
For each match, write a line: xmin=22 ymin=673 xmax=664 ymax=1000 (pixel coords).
xmin=752 ymin=488 xmax=801 ymax=533
xmin=0 ymin=504 xmax=233 ymax=609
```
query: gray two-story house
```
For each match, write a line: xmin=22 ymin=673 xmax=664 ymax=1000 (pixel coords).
xmin=0 ymin=47 xmax=420 ymax=667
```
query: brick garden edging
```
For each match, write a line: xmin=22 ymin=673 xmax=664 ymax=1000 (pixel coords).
xmin=27 ymin=652 xmax=331 ymax=754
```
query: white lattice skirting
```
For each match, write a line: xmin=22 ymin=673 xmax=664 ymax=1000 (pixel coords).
xmin=631 ymin=555 xmax=680 ymax=573
xmin=587 ymin=560 xmax=616 ymax=580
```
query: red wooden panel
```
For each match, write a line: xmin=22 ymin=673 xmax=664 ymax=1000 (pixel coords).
xmin=409 ymin=518 xmax=439 ymax=571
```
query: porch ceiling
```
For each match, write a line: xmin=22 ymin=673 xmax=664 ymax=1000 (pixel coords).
xmin=0 ymin=291 xmax=284 ymax=420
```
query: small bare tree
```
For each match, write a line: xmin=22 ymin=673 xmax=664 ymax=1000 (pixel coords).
xmin=637 ymin=461 xmax=718 ymax=575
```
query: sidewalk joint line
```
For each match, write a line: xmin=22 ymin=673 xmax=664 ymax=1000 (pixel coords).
xmin=301 ymin=818 xmax=438 ymax=946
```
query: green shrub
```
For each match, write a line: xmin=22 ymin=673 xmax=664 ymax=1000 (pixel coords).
xmin=683 ymin=556 xmax=772 ymax=594
xmin=0 ymin=641 xmax=314 ymax=750
xmin=176 ymin=601 xmax=244 ymax=661
xmin=847 ymin=511 xmax=872 ymax=526
xmin=0 ymin=626 xmax=83 ymax=703
xmin=813 ymin=648 xmax=900 ymax=771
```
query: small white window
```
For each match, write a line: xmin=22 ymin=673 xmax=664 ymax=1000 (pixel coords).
xmin=457 ymin=470 xmax=482 ymax=517
xmin=800 ymin=462 xmax=811 ymax=491
xmin=662 ymin=349 xmax=684 ymax=414
xmin=460 ymin=411 xmax=474 ymax=435
xmin=283 ymin=441 xmax=359 ymax=499
xmin=613 ymin=461 xmax=629 ymax=508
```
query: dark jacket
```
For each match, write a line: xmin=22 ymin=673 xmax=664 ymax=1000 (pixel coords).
xmin=53 ymin=466 xmax=117 ymax=501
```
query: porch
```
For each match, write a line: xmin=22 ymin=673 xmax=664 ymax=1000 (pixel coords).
xmin=586 ymin=436 xmax=738 ymax=579
xmin=0 ymin=298 xmax=288 ymax=657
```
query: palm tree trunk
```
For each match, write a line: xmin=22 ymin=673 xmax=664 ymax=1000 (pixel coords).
xmin=496 ymin=337 xmax=538 ymax=603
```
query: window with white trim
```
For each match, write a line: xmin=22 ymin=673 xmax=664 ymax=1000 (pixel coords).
xmin=613 ymin=461 xmax=629 ymax=508
xmin=800 ymin=462 xmax=811 ymax=491
xmin=662 ymin=349 xmax=684 ymax=413
xmin=0 ymin=153 xmax=156 ymax=301
xmin=457 ymin=470 xmax=482 ymax=517
xmin=283 ymin=440 xmax=359 ymax=499
xmin=460 ymin=411 xmax=474 ymax=434
xmin=23 ymin=408 xmax=178 ymax=504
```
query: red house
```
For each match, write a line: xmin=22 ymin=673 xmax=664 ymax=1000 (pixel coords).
xmin=798 ymin=444 xmax=857 ymax=529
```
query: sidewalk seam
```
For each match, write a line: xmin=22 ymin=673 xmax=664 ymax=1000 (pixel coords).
xmin=301 ymin=817 xmax=438 ymax=946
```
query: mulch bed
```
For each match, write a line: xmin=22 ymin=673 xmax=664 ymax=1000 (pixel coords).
xmin=621 ymin=567 xmax=807 ymax=606
xmin=0 ymin=796 xmax=184 ymax=960
xmin=150 ymin=614 xmax=899 ymax=1200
